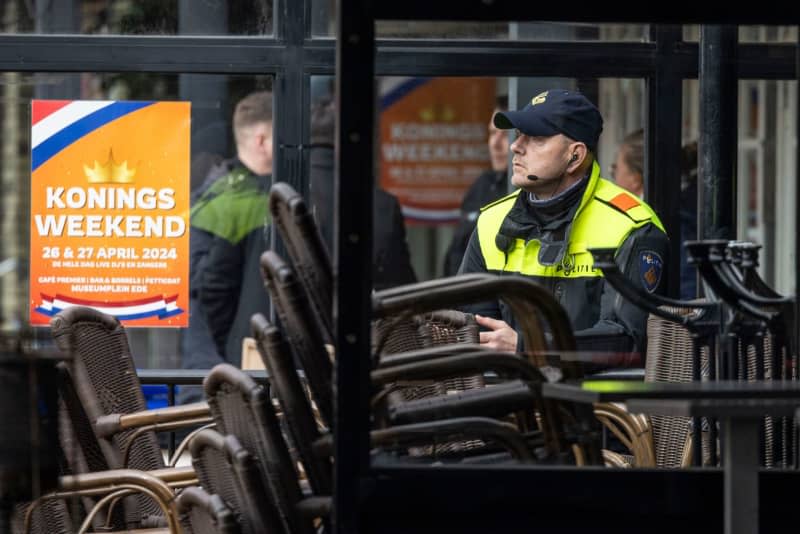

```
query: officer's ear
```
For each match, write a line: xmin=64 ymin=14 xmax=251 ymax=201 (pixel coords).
xmin=568 ymin=142 xmax=589 ymax=172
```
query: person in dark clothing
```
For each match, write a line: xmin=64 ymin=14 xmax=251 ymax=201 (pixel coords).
xmin=309 ymin=99 xmax=417 ymax=290
xmin=180 ymin=91 xmax=273 ymax=385
xmin=678 ymin=141 xmax=698 ymax=299
xmin=613 ymin=131 xmax=698 ymax=300
xmin=459 ymin=89 xmax=669 ymax=358
xmin=443 ymin=96 xmax=510 ymax=277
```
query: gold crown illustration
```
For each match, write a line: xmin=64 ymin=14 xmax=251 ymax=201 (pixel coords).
xmin=83 ymin=149 xmax=137 ymax=184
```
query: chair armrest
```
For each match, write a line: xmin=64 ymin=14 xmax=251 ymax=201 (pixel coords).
xmin=376 ymin=344 xmax=489 ymax=369
xmin=593 ymin=402 xmax=654 ymax=467
xmin=371 ymin=352 xmax=544 ymax=384
xmin=57 ymin=469 xmax=180 ymax=532
xmin=313 ymin=417 xmax=536 ymax=462
xmin=148 ymin=465 xmax=198 ymax=488
xmin=381 ymin=380 xmax=536 ymax=426
xmin=95 ymin=402 xmax=211 ymax=438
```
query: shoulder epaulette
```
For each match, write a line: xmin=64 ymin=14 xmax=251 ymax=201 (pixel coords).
xmin=480 ymin=190 xmax=519 ymax=213
xmin=607 ymin=192 xmax=641 ymax=213
xmin=594 ymin=184 xmax=654 ymax=223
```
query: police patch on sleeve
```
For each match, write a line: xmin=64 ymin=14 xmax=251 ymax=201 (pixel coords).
xmin=639 ymin=250 xmax=663 ymax=293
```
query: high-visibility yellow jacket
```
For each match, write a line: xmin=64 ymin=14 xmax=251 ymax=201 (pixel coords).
xmin=459 ymin=160 xmax=669 ymax=353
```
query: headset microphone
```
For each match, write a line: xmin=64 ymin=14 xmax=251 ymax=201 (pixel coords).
xmin=526 ymin=154 xmax=578 ymax=182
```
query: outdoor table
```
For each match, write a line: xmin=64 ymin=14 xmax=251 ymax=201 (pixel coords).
xmin=542 ymin=379 xmax=800 ymax=534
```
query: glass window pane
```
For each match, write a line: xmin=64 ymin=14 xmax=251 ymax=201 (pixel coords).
xmin=1 ymin=72 xmax=272 ymax=371
xmin=1 ymin=0 xmax=274 ymax=36
xmin=684 ymin=25 xmax=799 ymax=43
xmin=682 ymin=78 xmax=798 ymax=295
xmin=309 ymin=76 xmax=646 ymax=285
xmin=310 ymin=3 xmax=647 ymax=41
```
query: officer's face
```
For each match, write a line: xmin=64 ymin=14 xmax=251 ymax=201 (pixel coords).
xmin=509 ymin=132 xmax=574 ymax=194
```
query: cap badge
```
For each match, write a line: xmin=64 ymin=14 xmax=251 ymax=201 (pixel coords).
xmin=531 ymin=91 xmax=549 ymax=106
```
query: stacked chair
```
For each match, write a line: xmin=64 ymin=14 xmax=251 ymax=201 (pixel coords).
xmin=16 ymin=306 xmax=210 ymax=533
xmin=176 ymin=486 xmax=239 ymax=534
xmin=264 ymin=182 xmax=657 ymax=469
xmin=186 ymin=428 xmax=277 ymax=534
xmin=590 ymin=238 xmax=797 ymax=469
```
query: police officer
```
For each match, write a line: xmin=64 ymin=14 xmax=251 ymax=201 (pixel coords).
xmin=458 ymin=89 xmax=669 ymax=357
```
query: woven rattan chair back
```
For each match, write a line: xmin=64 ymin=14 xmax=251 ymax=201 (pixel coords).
xmin=250 ymin=314 xmax=332 ymax=496
xmin=260 ymin=250 xmax=334 ymax=426
xmin=177 ymin=486 xmax=241 ymax=534
xmin=12 ymin=499 xmax=74 ymax=534
xmin=644 ymin=306 xmax=711 ymax=468
xmin=373 ymin=310 xmax=485 ymax=402
xmin=55 ymin=363 xmax=129 ymax=530
xmin=189 ymin=429 xmax=280 ymax=534
xmin=204 ymin=364 xmax=314 ymax=534
xmin=50 ymin=306 xmax=164 ymax=527
xmin=269 ymin=182 xmax=334 ymax=343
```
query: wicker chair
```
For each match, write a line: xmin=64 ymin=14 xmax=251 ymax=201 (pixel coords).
xmin=371 ymin=274 xmax=605 ymax=464
xmin=249 ymin=314 xmax=331 ymax=496
xmin=251 ymin=314 xmax=539 ymax=470
xmin=270 ymin=181 xmax=483 ymax=361
xmin=12 ymin=499 xmax=75 ymax=534
xmin=685 ymin=240 xmax=795 ymax=467
xmin=591 ymin=243 xmax=793 ymax=468
xmin=14 ymin=359 xmax=201 ymax=533
xmin=177 ymin=486 xmax=240 ymax=534
xmin=269 ymin=181 xmax=334 ymax=342
xmin=268 ymin=183 xmax=493 ymax=438
xmin=18 ymin=469 xmax=182 ymax=534
xmin=189 ymin=429 xmax=281 ymax=534
xmin=203 ymin=365 xmax=314 ymax=534
xmin=49 ymin=306 xmax=207 ymax=529
xmin=644 ymin=307 xmax=713 ymax=467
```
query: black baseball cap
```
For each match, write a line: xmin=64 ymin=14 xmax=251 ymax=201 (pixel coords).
xmin=493 ymin=89 xmax=603 ymax=151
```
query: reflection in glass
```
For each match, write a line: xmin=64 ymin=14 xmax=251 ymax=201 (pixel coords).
xmin=321 ymin=76 xmax=644 ymax=283
xmin=309 ymin=4 xmax=647 ymax=42
xmin=1 ymin=0 xmax=274 ymax=36
xmin=0 ymin=72 xmax=271 ymax=370
xmin=683 ymin=25 xmax=799 ymax=43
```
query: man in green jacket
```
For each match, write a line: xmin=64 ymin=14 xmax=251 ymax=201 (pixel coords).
xmin=458 ymin=89 xmax=668 ymax=358
xmin=182 ymin=90 xmax=273 ymax=379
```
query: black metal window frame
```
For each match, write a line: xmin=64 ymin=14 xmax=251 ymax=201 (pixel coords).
xmin=1 ymin=3 xmax=799 ymax=532
xmin=335 ymin=3 xmax=800 ymax=533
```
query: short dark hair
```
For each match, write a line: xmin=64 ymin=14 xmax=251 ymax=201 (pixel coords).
xmin=233 ymin=90 xmax=273 ymax=144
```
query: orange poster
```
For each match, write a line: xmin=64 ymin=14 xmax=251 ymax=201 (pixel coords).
xmin=379 ymin=77 xmax=496 ymax=224
xmin=29 ymin=100 xmax=190 ymax=327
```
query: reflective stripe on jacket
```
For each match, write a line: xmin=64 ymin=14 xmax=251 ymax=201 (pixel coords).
xmin=471 ymin=160 xmax=667 ymax=340
xmin=477 ymin=160 xmax=664 ymax=278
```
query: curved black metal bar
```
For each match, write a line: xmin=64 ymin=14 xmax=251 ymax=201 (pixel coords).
xmin=588 ymin=247 xmax=716 ymax=330
xmin=726 ymin=241 xmax=784 ymax=299
xmin=706 ymin=241 xmax=792 ymax=308
xmin=373 ymin=274 xmax=575 ymax=355
xmin=312 ymin=417 xmax=538 ymax=463
xmin=371 ymin=352 xmax=546 ymax=385
xmin=684 ymin=241 xmax=776 ymax=323
xmin=373 ymin=274 xmax=599 ymax=463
